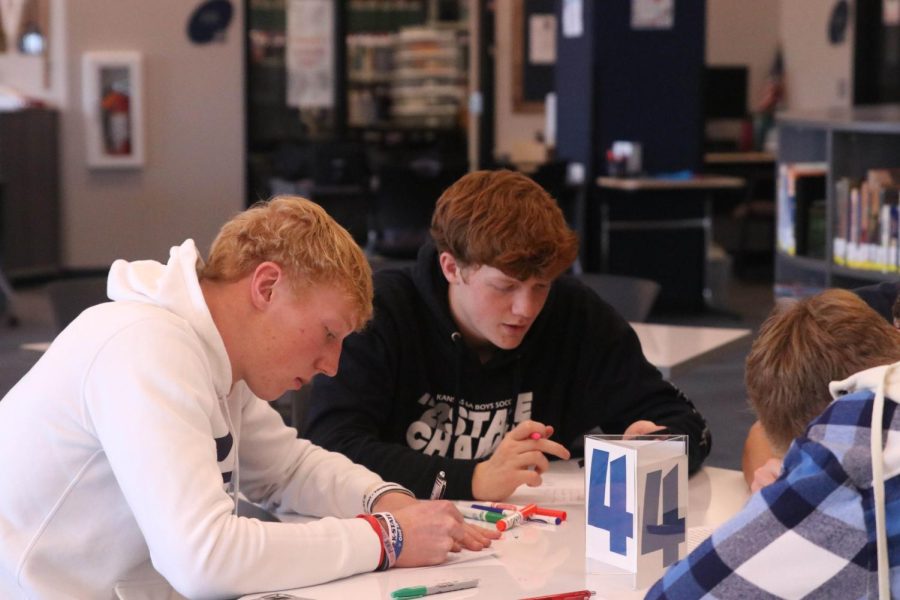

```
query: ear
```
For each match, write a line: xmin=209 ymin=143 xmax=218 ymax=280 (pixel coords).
xmin=439 ymin=252 xmax=463 ymax=285
xmin=249 ymin=261 xmax=283 ymax=310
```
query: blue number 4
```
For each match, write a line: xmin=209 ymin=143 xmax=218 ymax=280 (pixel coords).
xmin=587 ymin=449 xmax=633 ymax=556
xmin=641 ymin=465 xmax=685 ymax=566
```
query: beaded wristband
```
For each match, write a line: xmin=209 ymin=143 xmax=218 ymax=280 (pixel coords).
xmin=374 ymin=511 xmax=404 ymax=565
xmin=356 ymin=514 xmax=389 ymax=571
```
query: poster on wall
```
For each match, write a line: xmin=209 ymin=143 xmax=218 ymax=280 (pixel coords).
xmin=885 ymin=0 xmax=900 ymax=26
xmin=529 ymin=14 xmax=556 ymax=64
xmin=82 ymin=51 xmax=145 ymax=169
xmin=0 ymin=0 xmax=26 ymax=53
xmin=285 ymin=0 xmax=334 ymax=109
xmin=562 ymin=0 xmax=583 ymax=38
xmin=631 ymin=0 xmax=674 ymax=30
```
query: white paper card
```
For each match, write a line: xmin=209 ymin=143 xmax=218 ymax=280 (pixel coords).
xmin=585 ymin=435 xmax=687 ymax=589
xmin=529 ymin=14 xmax=557 ymax=64
xmin=562 ymin=0 xmax=583 ymax=38
xmin=631 ymin=0 xmax=674 ymax=30
xmin=286 ymin=0 xmax=334 ymax=108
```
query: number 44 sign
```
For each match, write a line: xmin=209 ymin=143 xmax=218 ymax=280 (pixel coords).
xmin=584 ymin=434 xmax=687 ymax=588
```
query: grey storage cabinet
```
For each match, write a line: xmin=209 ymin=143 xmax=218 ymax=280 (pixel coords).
xmin=0 ymin=108 xmax=60 ymax=278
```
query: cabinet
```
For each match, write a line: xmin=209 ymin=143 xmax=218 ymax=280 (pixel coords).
xmin=0 ymin=108 xmax=59 ymax=278
xmin=775 ymin=105 xmax=900 ymax=296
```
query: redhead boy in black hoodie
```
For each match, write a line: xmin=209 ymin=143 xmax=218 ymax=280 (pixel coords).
xmin=304 ymin=170 xmax=711 ymax=500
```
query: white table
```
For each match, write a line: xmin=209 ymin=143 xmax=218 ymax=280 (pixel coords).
xmin=242 ymin=461 xmax=750 ymax=600
xmin=631 ymin=322 xmax=750 ymax=379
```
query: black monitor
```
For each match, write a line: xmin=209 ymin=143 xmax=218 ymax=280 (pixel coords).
xmin=704 ymin=66 xmax=748 ymax=119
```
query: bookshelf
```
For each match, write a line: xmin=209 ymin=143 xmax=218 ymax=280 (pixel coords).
xmin=246 ymin=0 xmax=469 ymax=206
xmin=776 ymin=105 xmax=900 ymax=297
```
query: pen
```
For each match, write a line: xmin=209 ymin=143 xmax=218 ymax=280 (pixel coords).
xmin=458 ymin=506 xmax=503 ymax=523
xmin=471 ymin=504 xmax=560 ymax=525
xmin=391 ymin=578 xmax=480 ymax=599
xmin=429 ymin=470 xmax=447 ymax=500
xmin=526 ymin=513 xmax=562 ymax=525
xmin=496 ymin=503 xmax=537 ymax=532
xmin=519 ymin=590 xmax=595 ymax=600
xmin=471 ymin=503 xmax=507 ymax=514
xmin=485 ymin=501 xmax=568 ymax=522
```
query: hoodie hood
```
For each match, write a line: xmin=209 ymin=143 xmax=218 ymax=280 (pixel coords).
xmin=829 ymin=361 xmax=900 ymax=402
xmin=107 ymin=239 xmax=232 ymax=398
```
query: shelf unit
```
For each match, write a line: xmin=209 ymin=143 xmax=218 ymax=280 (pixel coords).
xmin=776 ymin=105 xmax=900 ymax=296
xmin=0 ymin=109 xmax=60 ymax=278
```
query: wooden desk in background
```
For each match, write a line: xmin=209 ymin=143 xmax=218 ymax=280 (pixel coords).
xmin=703 ymin=151 xmax=775 ymax=165
xmin=594 ymin=175 xmax=745 ymax=312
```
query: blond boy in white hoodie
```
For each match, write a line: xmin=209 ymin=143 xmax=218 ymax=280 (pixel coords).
xmin=0 ymin=197 xmax=495 ymax=599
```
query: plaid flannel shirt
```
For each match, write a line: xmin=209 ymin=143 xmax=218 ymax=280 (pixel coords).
xmin=646 ymin=365 xmax=900 ymax=599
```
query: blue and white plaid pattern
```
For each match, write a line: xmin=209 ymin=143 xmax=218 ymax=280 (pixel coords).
xmin=646 ymin=386 xmax=900 ymax=599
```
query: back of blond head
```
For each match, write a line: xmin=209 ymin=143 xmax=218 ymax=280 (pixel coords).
xmin=199 ymin=196 xmax=373 ymax=329
xmin=746 ymin=288 xmax=900 ymax=454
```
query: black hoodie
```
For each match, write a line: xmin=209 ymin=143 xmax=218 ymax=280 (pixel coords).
xmin=304 ymin=243 xmax=711 ymax=499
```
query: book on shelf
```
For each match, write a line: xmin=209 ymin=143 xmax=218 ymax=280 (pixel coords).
xmin=777 ymin=162 xmax=827 ymax=257
xmin=833 ymin=169 xmax=900 ymax=273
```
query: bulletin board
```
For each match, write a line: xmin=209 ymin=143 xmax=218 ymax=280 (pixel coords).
xmin=512 ymin=0 xmax=556 ymax=113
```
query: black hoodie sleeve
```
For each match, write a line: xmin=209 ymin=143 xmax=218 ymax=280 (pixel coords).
xmin=559 ymin=288 xmax=712 ymax=473
xmin=302 ymin=300 xmax=478 ymax=499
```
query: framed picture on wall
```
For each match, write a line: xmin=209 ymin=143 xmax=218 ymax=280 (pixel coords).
xmin=81 ymin=51 xmax=144 ymax=168
xmin=512 ymin=0 xmax=556 ymax=114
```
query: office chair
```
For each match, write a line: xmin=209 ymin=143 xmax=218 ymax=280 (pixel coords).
xmin=576 ymin=272 xmax=661 ymax=322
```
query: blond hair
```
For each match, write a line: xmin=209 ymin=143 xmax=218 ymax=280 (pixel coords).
xmin=199 ymin=196 xmax=373 ymax=330
xmin=746 ymin=288 xmax=900 ymax=454
xmin=430 ymin=170 xmax=579 ymax=280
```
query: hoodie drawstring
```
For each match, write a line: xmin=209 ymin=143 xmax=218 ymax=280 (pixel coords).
xmin=448 ymin=332 xmax=464 ymax=454
xmin=872 ymin=364 xmax=893 ymax=599
xmin=220 ymin=396 xmax=241 ymax=516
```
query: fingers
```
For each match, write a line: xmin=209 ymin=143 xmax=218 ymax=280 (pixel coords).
xmin=507 ymin=419 xmax=551 ymax=441
xmin=750 ymin=458 xmax=782 ymax=493
xmin=501 ymin=425 xmax=570 ymax=460
xmin=536 ymin=439 xmax=571 ymax=460
xmin=624 ymin=420 xmax=667 ymax=436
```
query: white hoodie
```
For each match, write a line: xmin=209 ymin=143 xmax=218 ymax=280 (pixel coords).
xmin=0 ymin=240 xmax=387 ymax=599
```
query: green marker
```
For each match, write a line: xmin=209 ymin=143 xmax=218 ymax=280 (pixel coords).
xmin=391 ymin=578 xmax=479 ymax=599
xmin=457 ymin=506 xmax=503 ymax=523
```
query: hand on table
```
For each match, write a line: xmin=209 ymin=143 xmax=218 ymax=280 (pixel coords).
xmin=623 ymin=420 xmax=667 ymax=437
xmin=391 ymin=500 xmax=498 ymax=567
xmin=750 ymin=457 xmax=783 ymax=493
xmin=472 ymin=420 xmax=570 ymax=501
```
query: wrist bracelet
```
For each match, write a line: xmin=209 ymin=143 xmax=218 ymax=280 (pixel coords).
xmin=356 ymin=514 xmax=389 ymax=571
xmin=364 ymin=482 xmax=415 ymax=513
xmin=374 ymin=511 xmax=404 ymax=565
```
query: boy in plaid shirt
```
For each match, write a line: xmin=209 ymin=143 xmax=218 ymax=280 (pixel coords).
xmin=647 ymin=289 xmax=900 ymax=598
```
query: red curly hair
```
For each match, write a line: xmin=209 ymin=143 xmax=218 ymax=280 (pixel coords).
xmin=430 ymin=170 xmax=579 ymax=280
